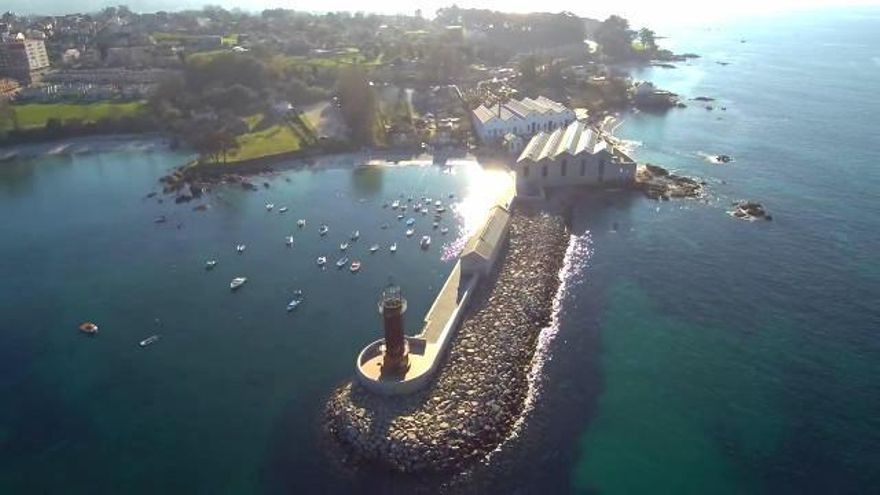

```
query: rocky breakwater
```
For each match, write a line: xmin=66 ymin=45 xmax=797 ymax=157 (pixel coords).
xmin=635 ymin=163 xmax=705 ymax=200
xmin=325 ymin=210 xmax=569 ymax=473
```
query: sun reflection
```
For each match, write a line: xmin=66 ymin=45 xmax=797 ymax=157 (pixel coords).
xmin=454 ymin=162 xmax=515 ymax=236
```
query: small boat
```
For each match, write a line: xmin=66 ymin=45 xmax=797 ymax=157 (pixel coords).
xmin=139 ymin=335 xmax=160 ymax=347
xmin=351 ymin=230 xmax=360 ymax=241
xmin=433 ymin=222 xmax=439 ymax=229
xmin=436 ymin=206 xmax=446 ymax=213
xmin=278 ymin=206 xmax=288 ymax=213
xmin=287 ymin=290 xmax=304 ymax=311
xmin=434 ymin=200 xmax=442 ymax=207
xmin=380 ymin=223 xmax=389 ymax=230
xmin=205 ymin=260 xmax=218 ymax=269
xmin=415 ymin=203 xmax=423 ymax=210
xmin=297 ymin=219 xmax=306 ymax=228
xmin=339 ymin=242 xmax=349 ymax=251
xmin=449 ymin=193 xmax=455 ymax=198
xmin=440 ymin=226 xmax=449 ymax=235
xmin=397 ymin=214 xmax=404 ymax=220
xmin=319 ymin=224 xmax=329 ymax=236
xmin=420 ymin=235 xmax=431 ymax=249
xmin=405 ymin=228 xmax=415 ymax=237
xmin=406 ymin=218 xmax=416 ymax=226
xmin=154 ymin=215 xmax=167 ymax=224
xmin=317 ymin=256 xmax=327 ymax=266
xmin=78 ymin=321 xmax=99 ymax=335
xmin=336 ymin=256 xmax=349 ymax=268
xmin=383 ymin=202 xmax=389 ymax=208
xmin=369 ymin=244 xmax=379 ymax=253
xmin=391 ymin=200 xmax=400 ymax=209
xmin=265 ymin=203 xmax=274 ymax=211
xmin=285 ymin=236 xmax=294 ymax=246
xmin=236 ymin=244 xmax=246 ymax=253
xmin=408 ymin=196 xmax=413 ymax=202
xmin=390 ymin=243 xmax=398 ymax=253
xmin=401 ymin=205 xmax=407 ymax=212
xmin=350 ymin=260 xmax=362 ymax=273
xmin=230 ymin=277 xmax=247 ymax=290
xmin=421 ymin=207 xmax=429 ymax=215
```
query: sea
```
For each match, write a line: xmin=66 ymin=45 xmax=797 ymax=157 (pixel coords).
xmin=2 ymin=7 xmax=879 ymax=494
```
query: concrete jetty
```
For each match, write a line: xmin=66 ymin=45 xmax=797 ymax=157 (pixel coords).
xmin=325 ymin=208 xmax=569 ymax=473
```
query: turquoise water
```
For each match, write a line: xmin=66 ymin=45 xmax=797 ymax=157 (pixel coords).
xmin=3 ymin=7 xmax=880 ymax=494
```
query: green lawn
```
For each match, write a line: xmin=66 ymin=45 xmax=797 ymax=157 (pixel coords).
xmin=12 ymin=102 xmax=147 ymax=129
xmin=226 ymin=124 xmax=301 ymax=162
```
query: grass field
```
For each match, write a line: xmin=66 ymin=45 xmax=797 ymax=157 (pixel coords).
xmin=226 ymin=124 xmax=302 ymax=162
xmin=12 ymin=102 xmax=147 ymax=129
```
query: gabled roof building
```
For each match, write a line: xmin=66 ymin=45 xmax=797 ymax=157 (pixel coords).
xmin=514 ymin=120 xmax=636 ymax=196
xmin=471 ymin=95 xmax=575 ymax=144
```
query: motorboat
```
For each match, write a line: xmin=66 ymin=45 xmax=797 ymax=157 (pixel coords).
xmin=381 ymin=223 xmax=389 ymax=230
xmin=369 ymin=244 xmax=379 ymax=253
xmin=421 ymin=207 xmax=429 ymax=215
xmin=205 ymin=259 xmax=218 ymax=269
xmin=440 ymin=226 xmax=449 ymax=235
xmin=319 ymin=224 xmax=329 ymax=236
xmin=336 ymin=256 xmax=349 ymax=268
xmin=401 ymin=205 xmax=407 ymax=212
xmin=78 ymin=321 xmax=99 ymax=335
xmin=285 ymin=236 xmax=294 ymax=246
xmin=351 ymin=230 xmax=360 ymax=241
xmin=390 ymin=243 xmax=398 ymax=253
xmin=265 ymin=203 xmax=274 ymax=211
xmin=420 ymin=236 xmax=431 ymax=249
xmin=432 ymin=222 xmax=439 ymax=229
xmin=236 ymin=244 xmax=246 ymax=253
xmin=230 ymin=277 xmax=247 ymax=290
xmin=391 ymin=200 xmax=400 ymax=209
xmin=397 ymin=214 xmax=404 ymax=220
xmin=154 ymin=215 xmax=167 ymax=224
xmin=317 ymin=256 xmax=327 ymax=267
xmin=350 ymin=260 xmax=362 ymax=273
xmin=340 ymin=242 xmax=349 ymax=251
xmin=287 ymin=290 xmax=304 ymax=311
xmin=278 ymin=206 xmax=288 ymax=213
xmin=406 ymin=218 xmax=416 ymax=226
xmin=434 ymin=200 xmax=442 ymax=207
xmin=297 ymin=219 xmax=306 ymax=228
xmin=139 ymin=335 xmax=160 ymax=347
xmin=436 ymin=206 xmax=446 ymax=213
xmin=408 ymin=195 xmax=413 ymax=203
xmin=405 ymin=229 xmax=415 ymax=237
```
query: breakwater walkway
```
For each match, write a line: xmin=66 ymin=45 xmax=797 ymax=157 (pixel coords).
xmin=325 ymin=210 xmax=569 ymax=472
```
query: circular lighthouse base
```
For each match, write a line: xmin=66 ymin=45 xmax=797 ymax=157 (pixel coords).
xmin=355 ymin=337 xmax=435 ymax=396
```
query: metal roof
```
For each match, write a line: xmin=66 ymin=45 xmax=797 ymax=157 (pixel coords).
xmin=461 ymin=205 xmax=510 ymax=261
xmin=517 ymin=121 xmax=608 ymax=162
xmin=472 ymin=95 xmax=570 ymax=125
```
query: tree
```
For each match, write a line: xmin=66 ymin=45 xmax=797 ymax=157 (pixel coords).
xmin=638 ymin=28 xmax=657 ymax=53
xmin=337 ymin=66 xmax=377 ymax=146
xmin=0 ymin=99 xmax=15 ymax=137
xmin=595 ymin=15 xmax=635 ymax=60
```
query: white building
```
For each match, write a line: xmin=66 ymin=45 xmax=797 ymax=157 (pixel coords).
xmin=472 ymin=95 xmax=576 ymax=144
xmin=514 ymin=120 xmax=637 ymax=196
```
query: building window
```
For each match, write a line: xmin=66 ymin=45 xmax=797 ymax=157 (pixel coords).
xmin=580 ymin=159 xmax=586 ymax=176
xmin=541 ymin=165 xmax=548 ymax=178
xmin=598 ymin=159 xmax=606 ymax=183
xmin=523 ymin=165 xmax=529 ymax=178
xmin=561 ymin=159 xmax=567 ymax=177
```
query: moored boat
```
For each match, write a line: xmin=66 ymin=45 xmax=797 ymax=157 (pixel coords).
xmin=278 ymin=206 xmax=288 ymax=213
xmin=420 ymin=235 xmax=431 ymax=249
xmin=406 ymin=218 xmax=416 ymax=226
xmin=319 ymin=224 xmax=329 ymax=236
xmin=285 ymin=235 xmax=294 ymax=246
xmin=297 ymin=219 xmax=306 ymax=228
xmin=139 ymin=335 xmax=160 ymax=347
xmin=351 ymin=230 xmax=360 ymax=241
xmin=440 ymin=226 xmax=449 ymax=235
xmin=317 ymin=256 xmax=327 ymax=267
xmin=390 ymin=243 xmax=397 ymax=253
xmin=236 ymin=244 xmax=246 ymax=253
xmin=405 ymin=228 xmax=415 ymax=237
xmin=78 ymin=321 xmax=99 ymax=335
xmin=350 ymin=260 xmax=362 ymax=273
xmin=230 ymin=277 xmax=247 ymax=290
xmin=340 ymin=242 xmax=349 ymax=251
xmin=265 ymin=203 xmax=274 ymax=211
xmin=205 ymin=259 xmax=218 ymax=269
xmin=336 ymin=256 xmax=349 ymax=268
xmin=287 ymin=290 xmax=304 ymax=311
xmin=369 ymin=244 xmax=379 ymax=253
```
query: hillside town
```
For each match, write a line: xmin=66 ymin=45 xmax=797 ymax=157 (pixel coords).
xmin=0 ymin=6 xmax=692 ymax=176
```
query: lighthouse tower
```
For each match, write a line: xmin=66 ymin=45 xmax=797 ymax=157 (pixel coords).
xmin=378 ymin=284 xmax=410 ymax=376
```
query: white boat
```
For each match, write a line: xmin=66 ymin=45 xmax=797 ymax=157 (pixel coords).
xmin=434 ymin=200 xmax=442 ymax=207
xmin=397 ymin=214 xmax=404 ymax=220
xmin=350 ymin=260 xmax=362 ymax=273
xmin=405 ymin=229 xmax=415 ymax=237
xmin=265 ymin=203 xmax=274 ymax=211
xmin=440 ymin=226 xmax=449 ymax=235
xmin=421 ymin=207 xmax=429 ymax=215
xmin=139 ymin=335 xmax=160 ymax=347
xmin=370 ymin=244 xmax=379 ymax=253
xmin=436 ymin=206 xmax=446 ymax=213
xmin=317 ymin=256 xmax=327 ymax=266
xmin=406 ymin=218 xmax=416 ymax=226
xmin=391 ymin=200 xmax=400 ymax=209
xmin=230 ymin=277 xmax=247 ymax=290
xmin=205 ymin=260 xmax=218 ymax=269
xmin=420 ymin=236 xmax=431 ymax=249
xmin=285 ymin=236 xmax=294 ymax=246
xmin=278 ymin=206 xmax=288 ymax=213
xmin=390 ymin=243 xmax=398 ymax=253
xmin=287 ymin=290 xmax=304 ymax=311
xmin=433 ymin=222 xmax=439 ymax=229
xmin=297 ymin=219 xmax=306 ymax=228
xmin=340 ymin=242 xmax=349 ymax=251
xmin=319 ymin=224 xmax=329 ymax=236
xmin=336 ymin=256 xmax=349 ymax=268
xmin=351 ymin=230 xmax=360 ymax=241
xmin=236 ymin=244 xmax=246 ymax=253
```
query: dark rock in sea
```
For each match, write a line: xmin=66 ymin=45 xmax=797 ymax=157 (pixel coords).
xmin=636 ymin=164 xmax=703 ymax=199
xmin=716 ymin=61 xmax=731 ymax=66
xmin=241 ymin=182 xmax=257 ymax=191
xmin=145 ymin=192 xmax=157 ymax=199
xmin=263 ymin=182 xmax=270 ymax=189
xmin=730 ymin=200 xmax=772 ymax=221
xmin=174 ymin=194 xmax=192 ymax=204
xmin=706 ymin=105 xmax=714 ymax=111
xmin=193 ymin=204 xmax=208 ymax=212
xmin=716 ymin=154 xmax=733 ymax=163
xmin=693 ymin=96 xmax=716 ymax=102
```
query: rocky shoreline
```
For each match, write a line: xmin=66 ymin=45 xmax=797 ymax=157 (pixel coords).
xmin=324 ymin=209 xmax=569 ymax=473
xmin=635 ymin=163 xmax=705 ymax=200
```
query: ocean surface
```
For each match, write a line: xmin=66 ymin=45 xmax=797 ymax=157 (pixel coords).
xmin=2 ymin=7 xmax=880 ymax=494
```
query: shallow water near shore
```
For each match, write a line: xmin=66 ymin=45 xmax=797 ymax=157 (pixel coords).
xmin=3 ymin=7 xmax=880 ymax=494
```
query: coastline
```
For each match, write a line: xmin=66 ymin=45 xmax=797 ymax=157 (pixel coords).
xmin=325 ymin=208 xmax=569 ymax=473
xmin=0 ymin=133 xmax=173 ymax=162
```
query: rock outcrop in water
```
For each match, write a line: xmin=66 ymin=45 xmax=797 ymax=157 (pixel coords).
xmin=324 ymin=210 xmax=569 ymax=473
xmin=635 ymin=163 xmax=704 ymax=200
xmin=730 ymin=200 xmax=773 ymax=221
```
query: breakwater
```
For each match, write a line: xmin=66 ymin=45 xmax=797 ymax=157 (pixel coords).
xmin=325 ymin=209 xmax=569 ymax=472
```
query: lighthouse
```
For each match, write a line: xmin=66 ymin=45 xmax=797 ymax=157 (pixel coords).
xmin=378 ymin=284 xmax=410 ymax=376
